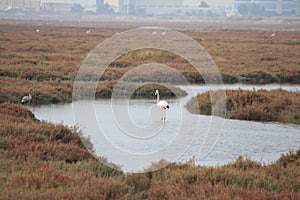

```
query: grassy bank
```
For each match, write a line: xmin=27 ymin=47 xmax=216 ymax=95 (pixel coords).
xmin=0 ymin=103 xmax=299 ymax=199
xmin=0 ymin=21 xmax=299 ymax=105
xmin=186 ymin=89 xmax=300 ymax=124
xmin=1 ymin=78 xmax=187 ymax=105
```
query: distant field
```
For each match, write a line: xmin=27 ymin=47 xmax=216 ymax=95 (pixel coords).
xmin=0 ymin=20 xmax=299 ymax=104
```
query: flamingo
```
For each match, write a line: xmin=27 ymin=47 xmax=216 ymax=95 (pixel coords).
xmin=155 ymin=89 xmax=169 ymax=121
xmin=21 ymin=87 xmax=34 ymax=104
xmin=86 ymin=28 xmax=91 ymax=34
xmin=271 ymin=30 xmax=276 ymax=37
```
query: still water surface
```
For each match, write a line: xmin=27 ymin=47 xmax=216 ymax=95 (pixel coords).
xmin=30 ymin=84 xmax=300 ymax=172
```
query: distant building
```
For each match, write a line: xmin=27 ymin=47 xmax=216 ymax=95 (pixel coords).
xmin=0 ymin=0 xmax=41 ymax=11
xmin=119 ymin=0 xmax=131 ymax=14
xmin=40 ymin=0 xmax=89 ymax=13
xmin=0 ymin=0 xmax=10 ymax=11
xmin=0 ymin=0 xmax=99 ymax=12
xmin=118 ymin=0 xmax=223 ymax=16
xmin=41 ymin=3 xmax=73 ymax=13
xmin=119 ymin=0 xmax=183 ymax=15
xmin=234 ymin=0 xmax=300 ymax=16
xmin=292 ymin=0 xmax=300 ymax=15
xmin=177 ymin=7 xmax=224 ymax=16
xmin=96 ymin=0 xmax=103 ymax=6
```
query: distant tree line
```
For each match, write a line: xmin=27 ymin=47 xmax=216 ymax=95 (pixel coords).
xmin=199 ymin=1 xmax=209 ymax=8
xmin=96 ymin=3 xmax=115 ymax=14
xmin=237 ymin=3 xmax=265 ymax=16
xmin=71 ymin=4 xmax=84 ymax=13
xmin=70 ymin=2 xmax=115 ymax=15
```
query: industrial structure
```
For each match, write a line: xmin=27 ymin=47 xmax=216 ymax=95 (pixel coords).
xmin=118 ymin=0 xmax=223 ymax=16
xmin=233 ymin=0 xmax=300 ymax=16
xmin=41 ymin=0 xmax=75 ymax=12
xmin=0 ymin=0 xmax=41 ymax=11
xmin=119 ymin=0 xmax=182 ymax=15
xmin=0 ymin=0 xmax=98 ymax=12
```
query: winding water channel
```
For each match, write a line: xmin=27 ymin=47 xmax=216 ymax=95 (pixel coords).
xmin=30 ymin=84 xmax=300 ymax=172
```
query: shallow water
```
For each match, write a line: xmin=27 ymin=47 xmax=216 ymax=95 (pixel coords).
xmin=30 ymin=84 xmax=300 ymax=172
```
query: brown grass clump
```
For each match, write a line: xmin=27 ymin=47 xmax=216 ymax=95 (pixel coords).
xmin=186 ymin=89 xmax=300 ymax=124
xmin=0 ymin=102 xmax=92 ymax=160
xmin=145 ymin=150 xmax=300 ymax=199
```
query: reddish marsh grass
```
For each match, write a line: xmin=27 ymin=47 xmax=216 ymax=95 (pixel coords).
xmin=186 ymin=89 xmax=300 ymax=124
xmin=0 ymin=21 xmax=299 ymax=105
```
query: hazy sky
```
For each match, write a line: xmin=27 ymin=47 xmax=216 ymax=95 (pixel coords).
xmin=104 ymin=0 xmax=232 ymax=7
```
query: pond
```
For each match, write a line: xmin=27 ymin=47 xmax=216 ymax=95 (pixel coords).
xmin=30 ymin=84 xmax=300 ymax=172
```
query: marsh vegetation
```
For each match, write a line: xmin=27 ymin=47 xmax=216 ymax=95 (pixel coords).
xmin=0 ymin=20 xmax=299 ymax=199
xmin=0 ymin=21 xmax=299 ymax=105
xmin=186 ymin=89 xmax=300 ymax=124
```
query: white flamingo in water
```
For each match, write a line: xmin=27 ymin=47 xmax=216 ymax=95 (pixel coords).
xmin=21 ymin=87 xmax=34 ymax=104
xmin=155 ymin=89 xmax=169 ymax=121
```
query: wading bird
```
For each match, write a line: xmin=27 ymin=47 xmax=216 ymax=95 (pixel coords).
xmin=21 ymin=87 xmax=34 ymax=104
xmin=86 ymin=28 xmax=91 ymax=34
xmin=271 ymin=30 xmax=276 ymax=37
xmin=155 ymin=89 xmax=169 ymax=122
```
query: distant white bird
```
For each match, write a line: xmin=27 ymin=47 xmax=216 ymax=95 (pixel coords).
xmin=162 ymin=31 xmax=166 ymax=35
xmin=271 ymin=32 xmax=275 ymax=37
xmin=21 ymin=87 xmax=34 ymax=104
xmin=155 ymin=89 xmax=169 ymax=121
xmin=152 ymin=31 xmax=157 ymax=35
xmin=4 ymin=6 xmax=12 ymax=11
xmin=36 ymin=29 xmax=40 ymax=33
xmin=86 ymin=28 xmax=91 ymax=34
